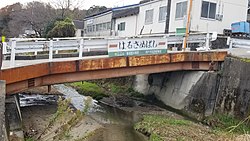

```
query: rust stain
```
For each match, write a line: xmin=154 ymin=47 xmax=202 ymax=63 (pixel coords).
xmin=0 ymin=63 xmax=49 ymax=84
xmin=171 ymin=51 xmax=227 ymax=62
xmin=109 ymin=44 xmax=118 ymax=48
xmin=171 ymin=53 xmax=185 ymax=62
xmin=79 ymin=57 xmax=127 ymax=71
xmin=50 ymin=61 xmax=76 ymax=74
xmin=129 ymin=54 xmax=170 ymax=66
xmin=0 ymin=51 xmax=227 ymax=93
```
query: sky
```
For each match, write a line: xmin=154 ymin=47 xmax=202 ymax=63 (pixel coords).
xmin=0 ymin=0 xmax=141 ymax=9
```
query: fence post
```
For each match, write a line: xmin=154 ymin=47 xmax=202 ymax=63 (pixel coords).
xmin=10 ymin=40 xmax=16 ymax=67
xmin=2 ymin=42 xmax=7 ymax=55
xmin=205 ymin=33 xmax=210 ymax=51
xmin=182 ymin=37 xmax=185 ymax=51
xmin=49 ymin=40 xmax=53 ymax=61
xmin=79 ymin=39 xmax=84 ymax=58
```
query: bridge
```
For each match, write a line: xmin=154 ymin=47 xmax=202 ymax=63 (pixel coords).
xmin=0 ymin=34 xmax=229 ymax=95
xmin=0 ymin=34 xmax=231 ymax=140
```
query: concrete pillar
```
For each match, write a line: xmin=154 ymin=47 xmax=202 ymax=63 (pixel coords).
xmin=0 ymin=81 xmax=8 ymax=141
xmin=133 ymin=74 xmax=150 ymax=95
xmin=6 ymin=95 xmax=23 ymax=141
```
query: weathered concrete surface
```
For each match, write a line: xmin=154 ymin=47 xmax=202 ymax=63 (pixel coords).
xmin=186 ymin=72 xmax=219 ymax=118
xmin=6 ymin=95 xmax=24 ymax=141
xmin=147 ymin=71 xmax=205 ymax=110
xmin=0 ymin=81 xmax=8 ymax=141
xmin=145 ymin=57 xmax=250 ymax=119
xmin=133 ymin=75 xmax=150 ymax=95
xmin=215 ymin=57 xmax=250 ymax=118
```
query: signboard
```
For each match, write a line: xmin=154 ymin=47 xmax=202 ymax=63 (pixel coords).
xmin=108 ymin=38 xmax=167 ymax=57
xmin=86 ymin=19 xmax=94 ymax=25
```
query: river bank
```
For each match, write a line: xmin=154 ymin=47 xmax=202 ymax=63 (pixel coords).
xmin=20 ymin=79 xmax=250 ymax=141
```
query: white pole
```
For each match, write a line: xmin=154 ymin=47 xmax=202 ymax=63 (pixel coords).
xmin=2 ymin=42 xmax=7 ymax=55
xmin=10 ymin=40 xmax=16 ymax=67
xmin=229 ymin=40 xmax=233 ymax=54
xmin=205 ymin=32 xmax=210 ymax=51
xmin=79 ymin=39 xmax=84 ymax=58
xmin=49 ymin=40 xmax=53 ymax=61
xmin=34 ymin=51 xmax=38 ymax=56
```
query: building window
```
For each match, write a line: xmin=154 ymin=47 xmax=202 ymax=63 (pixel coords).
xmin=175 ymin=1 xmax=187 ymax=19
xmin=145 ymin=9 xmax=154 ymax=24
xmin=159 ymin=6 xmax=167 ymax=22
xmin=107 ymin=22 xmax=111 ymax=30
xmin=201 ymin=1 xmax=216 ymax=19
xmin=118 ymin=22 xmax=125 ymax=31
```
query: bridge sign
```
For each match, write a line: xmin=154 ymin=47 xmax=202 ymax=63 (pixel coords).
xmin=108 ymin=37 xmax=167 ymax=57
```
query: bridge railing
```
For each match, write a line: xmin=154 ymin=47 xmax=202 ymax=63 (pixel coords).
xmin=4 ymin=32 xmax=217 ymax=67
xmin=227 ymin=37 xmax=250 ymax=50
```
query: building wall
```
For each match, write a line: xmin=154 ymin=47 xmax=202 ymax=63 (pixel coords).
xmin=115 ymin=15 xmax=138 ymax=37
xmin=169 ymin=0 xmax=248 ymax=34
xmin=136 ymin=0 xmax=167 ymax=35
xmin=75 ymin=29 xmax=83 ymax=37
xmin=84 ymin=12 xmax=112 ymax=37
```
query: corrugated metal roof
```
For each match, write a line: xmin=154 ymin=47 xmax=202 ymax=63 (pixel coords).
xmin=112 ymin=6 xmax=139 ymax=19
xmin=84 ymin=4 xmax=139 ymax=20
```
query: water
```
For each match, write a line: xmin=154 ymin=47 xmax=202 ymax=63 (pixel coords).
xmin=20 ymin=84 xmax=148 ymax=141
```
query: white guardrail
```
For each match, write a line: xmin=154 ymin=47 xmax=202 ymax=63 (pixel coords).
xmin=227 ymin=37 xmax=250 ymax=51
xmin=2 ymin=32 xmax=217 ymax=67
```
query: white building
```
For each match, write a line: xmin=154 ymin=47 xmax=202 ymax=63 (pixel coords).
xmin=83 ymin=4 xmax=139 ymax=37
xmin=136 ymin=0 xmax=167 ymax=35
xmin=84 ymin=9 xmax=113 ymax=37
xmin=73 ymin=20 xmax=84 ymax=37
xmin=113 ymin=6 xmax=139 ymax=37
xmin=169 ymin=0 xmax=248 ymax=34
xmin=84 ymin=0 xmax=248 ymax=37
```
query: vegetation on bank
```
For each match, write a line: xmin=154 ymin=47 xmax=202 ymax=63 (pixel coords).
xmin=135 ymin=114 xmax=250 ymax=141
xmin=205 ymin=114 xmax=250 ymax=134
xmin=70 ymin=78 xmax=144 ymax=100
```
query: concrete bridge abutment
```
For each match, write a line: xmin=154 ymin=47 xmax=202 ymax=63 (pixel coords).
xmin=5 ymin=94 xmax=23 ymax=141
xmin=0 ymin=81 xmax=8 ymax=141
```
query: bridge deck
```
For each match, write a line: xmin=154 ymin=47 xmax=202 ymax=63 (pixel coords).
xmin=0 ymin=51 xmax=227 ymax=94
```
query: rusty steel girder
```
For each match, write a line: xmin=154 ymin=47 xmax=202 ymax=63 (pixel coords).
xmin=0 ymin=51 xmax=227 ymax=94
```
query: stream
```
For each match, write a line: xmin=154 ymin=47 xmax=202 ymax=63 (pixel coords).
xmin=20 ymin=84 xmax=148 ymax=141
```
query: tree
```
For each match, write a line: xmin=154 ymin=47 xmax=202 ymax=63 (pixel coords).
xmin=52 ymin=0 xmax=85 ymax=19
xmin=86 ymin=5 xmax=108 ymax=16
xmin=8 ymin=1 xmax=57 ymax=37
xmin=47 ymin=18 xmax=76 ymax=38
xmin=0 ymin=3 xmax=22 ymax=36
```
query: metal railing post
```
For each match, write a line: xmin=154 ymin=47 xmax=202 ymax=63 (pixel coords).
xmin=205 ymin=33 xmax=210 ymax=51
xmin=229 ymin=40 xmax=233 ymax=54
xmin=49 ymin=40 xmax=53 ymax=61
xmin=10 ymin=40 xmax=16 ymax=67
xmin=2 ymin=42 xmax=7 ymax=55
xmin=79 ymin=39 xmax=84 ymax=58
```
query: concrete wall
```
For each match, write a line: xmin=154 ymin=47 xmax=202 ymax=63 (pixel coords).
xmin=215 ymin=58 xmax=250 ymax=118
xmin=147 ymin=71 xmax=205 ymax=110
xmin=0 ymin=81 xmax=8 ymax=141
xmin=136 ymin=0 xmax=167 ymax=35
xmin=75 ymin=29 xmax=83 ymax=37
xmin=169 ymin=0 xmax=248 ymax=34
xmin=115 ymin=15 xmax=138 ymax=37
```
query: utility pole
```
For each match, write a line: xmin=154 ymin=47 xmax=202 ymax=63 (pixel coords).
xmin=165 ymin=0 xmax=172 ymax=34
xmin=183 ymin=0 xmax=193 ymax=51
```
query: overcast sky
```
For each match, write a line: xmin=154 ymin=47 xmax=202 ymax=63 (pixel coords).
xmin=0 ymin=0 xmax=141 ymax=9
